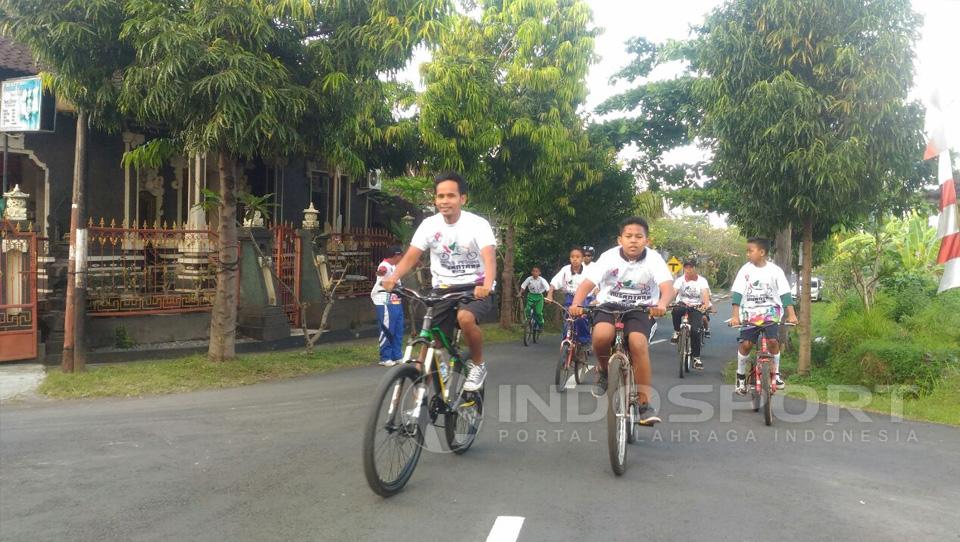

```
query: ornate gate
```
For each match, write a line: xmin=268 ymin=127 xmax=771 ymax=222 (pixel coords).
xmin=273 ymin=224 xmax=301 ymax=327
xmin=0 ymin=221 xmax=38 ymax=362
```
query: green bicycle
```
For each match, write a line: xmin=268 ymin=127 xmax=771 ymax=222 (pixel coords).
xmin=362 ymin=285 xmax=484 ymax=497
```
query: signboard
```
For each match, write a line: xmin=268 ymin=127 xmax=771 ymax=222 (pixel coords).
xmin=1 ymin=76 xmax=56 ymax=132
xmin=667 ymin=256 xmax=682 ymax=274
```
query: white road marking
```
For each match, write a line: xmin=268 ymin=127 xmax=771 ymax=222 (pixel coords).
xmin=650 ymin=339 xmax=666 ymax=345
xmin=486 ymin=516 xmax=525 ymax=542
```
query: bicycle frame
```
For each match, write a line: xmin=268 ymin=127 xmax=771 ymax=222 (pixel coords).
xmin=752 ymin=328 xmax=775 ymax=395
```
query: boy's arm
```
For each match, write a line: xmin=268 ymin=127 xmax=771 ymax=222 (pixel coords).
xmin=569 ymin=279 xmax=596 ymax=316
xmin=382 ymin=247 xmax=423 ymax=291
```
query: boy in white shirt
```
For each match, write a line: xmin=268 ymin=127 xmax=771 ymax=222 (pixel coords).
xmin=671 ymin=259 xmax=712 ymax=370
xmin=547 ymin=246 xmax=591 ymax=344
xmin=570 ymin=217 xmax=674 ymax=424
xmin=382 ymin=172 xmax=497 ymax=392
xmin=371 ymin=247 xmax=405 ymax=366
xmin=520 ymin=267 xmax=550 ymax=331
xmin=730 ymin=237 xmax=798 ymax=392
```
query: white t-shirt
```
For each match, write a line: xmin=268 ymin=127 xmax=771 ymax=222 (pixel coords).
xmin=371 ymin=260 xmax=401 ymax=305
xmin=586 ymin=247 xmax=673 ymax=306
xmin=410 ymin=210 xmax=497 ymax=288
xmin=520 ymin=276 xmax=550 ymax=294
xmin=550 ymin=264 xmax=588 ymax=295
xmin=731 ymin=261 xmax=792 ymax=323
xmin=674 ymin=275 xmax=711 ymax=306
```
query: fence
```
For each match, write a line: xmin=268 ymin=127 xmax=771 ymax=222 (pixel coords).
xmin=85 ymin=218 xmax=218 ymax=316
xmin=1 ymin=220 xmax=38 ymax=361
xmin=323 ymin=228 xmax=399 ymax=298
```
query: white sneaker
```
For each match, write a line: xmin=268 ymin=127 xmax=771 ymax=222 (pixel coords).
xmin=775 ymin=374 xmax=785 ymax=390
xmin=670 ymin=332 xmax=679 ymax=343
xmin=378 ymin=360 xmax=397 ymax=367
xmin=463 ymin=362 xmax=487 ymax=392
xmin=735 ymin=374 xmax=747 ymax=395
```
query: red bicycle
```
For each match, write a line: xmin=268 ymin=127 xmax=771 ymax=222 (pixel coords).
xmin=548 ymin=299 xmax=590 ymax=392
xmin=730 ymin=322 xmax=795 ymax=426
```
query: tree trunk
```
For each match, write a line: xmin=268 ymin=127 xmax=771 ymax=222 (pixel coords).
xmin=499 ymin=222 xmax=516 ymax=328
xmin=208 ymin=150 xmax=238 ymax=362
xmin=61 ymin=110 xmax=88 ymax=373
xmin=774 ymin=224 xmax=792 ymax=350
xmin=797 ymin=216 xmax=813 ymax=376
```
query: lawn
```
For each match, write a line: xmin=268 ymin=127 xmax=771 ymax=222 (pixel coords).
xmin=39 ymin=323 xmax=522 ymax=399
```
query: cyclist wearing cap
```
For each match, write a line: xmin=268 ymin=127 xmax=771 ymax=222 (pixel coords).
xmin=670 ymin=259 xmax=712 ymax=370
xmin=582 ymin=245 xmax=595 ymax=267
xmin=371 ymin=246 xmax=405 ymax=367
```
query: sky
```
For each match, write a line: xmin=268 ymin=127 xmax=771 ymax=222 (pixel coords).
xmin=397 ymin=0 xmax=960 ymax=220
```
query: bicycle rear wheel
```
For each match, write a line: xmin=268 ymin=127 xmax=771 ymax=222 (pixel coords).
xmin=363 ymin=364 xmax=425 ymax=497
xmin=761 ymin=361 xmax=773 ymax=426
xmin=678 ymin=327 xmax=688 ymax=379
xmin=555 ymin=343 xmax=573 ymax=392
xmin=444 ymin=361 xmax=484 ymax=454
xmin=607 ymin=354 xmax=630 ymax=476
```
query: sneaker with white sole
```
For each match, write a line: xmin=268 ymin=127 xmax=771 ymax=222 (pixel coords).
xmin=735 ymin=374 xmax=747 ymax=395
xmin=775 ymin=374 xmax=785 ymax=390
xmin=670 ymin=332 xmax=679 ymax=344
xmin=463 ymin=362 xmax=487 ymax=392
xmin=693 ymin=357 xmax=703 ymax=370
xmin=379 ymin=360 xmax=397 ymax=367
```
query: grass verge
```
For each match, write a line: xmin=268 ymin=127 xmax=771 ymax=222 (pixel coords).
xmin=39 ymin=323 xmax=522 ymax=400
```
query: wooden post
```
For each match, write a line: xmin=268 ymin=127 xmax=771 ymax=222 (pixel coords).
xmin=62 ymin=111 xmax=88 ymax=372
xmin=798 ymin=217 xmax=813 ymax=376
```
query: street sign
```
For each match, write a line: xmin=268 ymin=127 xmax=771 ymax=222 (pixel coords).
xmin=667 ymin=256 xmax=682 ymax=274
xmin=1 ymin=76 xmax=56 ymax=133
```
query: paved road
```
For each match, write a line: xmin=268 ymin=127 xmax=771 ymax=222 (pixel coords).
xmin=2 ymin=303 xmax=958 ymax=541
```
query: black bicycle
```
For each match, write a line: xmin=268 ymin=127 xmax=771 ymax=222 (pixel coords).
xmin=583 ymin=304 xmax=660 ymax=476
xmin=362 ymin=286 xmax=484 ymax=497
xmin=670 ymin=303 xmax=715 ymax=378
xmin=522 ymin=300 xmax=542 ymax=347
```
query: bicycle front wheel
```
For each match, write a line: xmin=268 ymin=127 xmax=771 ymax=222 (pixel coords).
xmin=363 ymin=364 xmax=425 ymax=497
xmin=522 ymin=320 xmax=531 ymax=347
xmin=574 ymin=345 xmax=590 ymax=385
xmin=555 ymin=343 xmax=573 ymax=392
xmin=749 ymin=365 xmax=761 ymax=412
xmin=761 ymin=361 xmax=773 ymax=426
xmin=607 ymin=354 xmax=630 ymax=476
xmin=678 ymin=327 xmax=688 ymax=379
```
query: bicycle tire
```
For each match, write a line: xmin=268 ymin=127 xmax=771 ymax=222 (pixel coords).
xmin=678 ymin=327 xmax=688 ymax=379
xmin=574 ymin=345 xmax=589 ymax=385
xmin=555 ymin=343 xmax=573 ymax=392
xmin=607 ymin=354 xmax=630 ymax=476
xmin=363 ymin=364 xmax=424 ymax=497
xmin=761 ymin=361 xmax=773 ymax=426
xmin=443 ymin=363 xmax=484 ymax=455
xmin=522 ymin=319 xmax=530 ymax=347
xmin=533 ymin=326 xmax=540 ymax=344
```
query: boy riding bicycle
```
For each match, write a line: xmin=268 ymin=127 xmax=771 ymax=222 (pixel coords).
xmin=670 ymin=259 xmax=712 ymax=370
xmin=547 ymin=246 xmax=593 ymax=345
xmin=570 ymin=217 xmax=674 ymax=423
xmin=381 ymin=172 xmax=497 ymax=392
xmin=520 ymin=267 xmax=550 ymax=331
xmin=730 ymin=237 xmax=798 ymax=394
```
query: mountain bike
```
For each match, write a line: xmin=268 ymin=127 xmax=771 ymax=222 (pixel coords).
xmin=362 ymin=285 xmax=484 ymax=497
xmin=584 ymin=304 xmax=660 ymax=476
xmin=730 ymin=321 xmax=796 ymax=426
xmin=548 ymin=299 xmax=590 ymax=392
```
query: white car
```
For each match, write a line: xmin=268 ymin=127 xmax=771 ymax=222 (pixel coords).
xmin=792 ymin=277 xmax=823 ymax=301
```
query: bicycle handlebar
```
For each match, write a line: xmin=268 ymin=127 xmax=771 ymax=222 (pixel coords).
xmin=667 ymin=302 xmax=717 ymax=314
xmin=582 ymin=304 xmax=652 ymax=317
xmin=727 ymin=321 xmax=797 ymax=329
xmin=391 ymin=286 xmax=478 ymax=305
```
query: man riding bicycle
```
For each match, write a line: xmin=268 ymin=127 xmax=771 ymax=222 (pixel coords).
xmin=670 ymin=259 xmax=712 ymax=370
xmin=570 ymin=217 xmax=674 ymax=424
xmin=381 ymin=172 xmax=497 ymax=392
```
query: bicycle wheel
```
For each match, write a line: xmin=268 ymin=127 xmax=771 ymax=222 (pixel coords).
xmin=363 ymin=364 xmax=425 ymax=497
xmin=677 ymin=327 xmax=688 ymax=379
xmin=522 ymin=319 xmax=530 ymax=347
xmin=555 ymin=343 xmax=573 ymax=392
xmin=444 ymin=362 xmax=484 ymax=454
xmin=761 ymin=361 xmax=773 ymax=426
xmin=574 ymin=344 xmax=590 ymax=385
xmin=533 ymin=325 xmax=540 ymax=344
xmin=749 ymin=365 xmax=761 ymax=412
xmin=607 ymin=354 xmax=630 ymax=476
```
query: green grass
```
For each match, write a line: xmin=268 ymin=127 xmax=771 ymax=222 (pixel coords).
xmin=39 ymin=323 xmax=522 ymax=400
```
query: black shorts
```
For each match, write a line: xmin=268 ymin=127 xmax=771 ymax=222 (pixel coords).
xmin=591 ymin=303 xmax=655 ymax=340
xmin=738 ymin=324 xmax=779 ymax=344
xmin=431 ymin=289 xmax=495 ymax=339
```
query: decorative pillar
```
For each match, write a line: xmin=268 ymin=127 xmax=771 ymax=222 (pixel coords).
xmin=302 ymin=202 xmax=320 ymax=230
xmin=2 ymin=184 xmax=30 ymax=221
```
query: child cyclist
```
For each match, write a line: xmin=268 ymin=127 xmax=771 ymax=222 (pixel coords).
xmin=670 ymin=259 xmax=712 ymax=370
xmin=548 ymin=246 xmax=593 ymax=345
xmin=520 ymin=266 xmax=550 ymax=331
xmin=570 ymin=217 xmax=674 ymax=424
xmin=730 ymin=237 xmax=798 ymax=393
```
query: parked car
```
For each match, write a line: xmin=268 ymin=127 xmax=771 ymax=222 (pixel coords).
xmin=792 ymin=277 xmax=823 ymax=301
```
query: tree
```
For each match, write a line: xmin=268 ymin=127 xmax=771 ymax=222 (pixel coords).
xmin=691 ymin=0 xmax=930 ymax=374
xmin=418 ymin=0 xmax=599 ymax=326
xmin=1 ymin=0 xmax=134 ymax=372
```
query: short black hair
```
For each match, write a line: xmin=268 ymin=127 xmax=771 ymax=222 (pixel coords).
xmin=389 ymin=245 xmax=403 ymax=256
xmin=433 ymin=171 xmax=468 ymax=195
xmin=619 ymin=216 xmax=650 ymax=236
xmin=683 ymin=259 xmax=697 ymax=267
xmin=747 ymin=237 xmax=770 ymax=254
xmin=570 ymin=246 xmax=584 ymax=255
xmin=532 ymin=266 xmax=541 ymax=271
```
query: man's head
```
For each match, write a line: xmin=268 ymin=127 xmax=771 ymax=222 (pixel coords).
xmin=746 ymin=237 xmax=770 ymax=264
xmin=387 ymin=246 xmax=403 ymax=265
xmin=683 ymin=259 xmax=698 ymax=280
xmin=617 ymin=217 xmax=650 ymax=259
xmin=531 ymin=266 xmax=541 ymax=278
xmin=582 ymin=245 xmax=595 ymax=263
xmin=433 ymin=171 xmax=468 ymax=219
xmin=569 ymin=246 xmax=584 ymax=267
